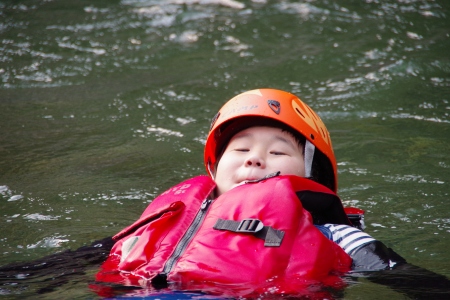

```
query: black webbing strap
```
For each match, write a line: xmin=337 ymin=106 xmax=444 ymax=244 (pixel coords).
xmin=213 ymin=218 xmax=285 ymax=247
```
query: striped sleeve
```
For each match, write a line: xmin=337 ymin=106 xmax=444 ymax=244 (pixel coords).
xmin=323 ymin=224 xmax=376 ymax=256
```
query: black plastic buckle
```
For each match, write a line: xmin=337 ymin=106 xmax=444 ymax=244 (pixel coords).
xmin=237 ymin=219 xmax=264 ymax=233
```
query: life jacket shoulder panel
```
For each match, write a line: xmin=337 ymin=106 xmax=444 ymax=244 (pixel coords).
xmin=96 ymin=175 xmax=352 ymax=292
xmin=102 ymin=176 xmax=215 ymax=280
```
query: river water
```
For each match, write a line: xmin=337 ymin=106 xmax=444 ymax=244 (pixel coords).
xmin=0 ymin=0 xmax=449 ymax=299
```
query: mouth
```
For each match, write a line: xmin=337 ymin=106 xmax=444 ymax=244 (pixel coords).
xmin=239 ymin=172 xmax=281 ymax=185
xmin=234 ymin=178 xmax=259 ymax=188
xmin=238 ymin=177 xmax=258 ymax=185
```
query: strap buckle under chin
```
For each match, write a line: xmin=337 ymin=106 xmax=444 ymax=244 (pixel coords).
xmin=213 ymin=218 xmax=285 ymax=247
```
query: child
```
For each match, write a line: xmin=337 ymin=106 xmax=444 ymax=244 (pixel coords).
xmin=93 ymin=89 xmax=422 ymax=297
xmin=3 ymin=89 xmax=446 ymax=299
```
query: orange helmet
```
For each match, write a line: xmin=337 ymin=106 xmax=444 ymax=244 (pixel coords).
xmin=204 ymin=88 xmax=338 ymax=191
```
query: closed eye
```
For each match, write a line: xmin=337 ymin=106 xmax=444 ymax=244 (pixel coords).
xmin=235 ymin=148 xmax=249 ymax=152
xmin=270 ymin=151 xmax=286 ymax=155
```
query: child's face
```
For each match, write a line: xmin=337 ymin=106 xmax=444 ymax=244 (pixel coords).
xmin=214 ymin=126 xmax=305 ymax=196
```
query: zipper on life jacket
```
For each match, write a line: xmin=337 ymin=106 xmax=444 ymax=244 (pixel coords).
xmin=152 ymin=198 xmax=212 ymax=287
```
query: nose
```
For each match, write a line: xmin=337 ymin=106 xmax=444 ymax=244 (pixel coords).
xmin=245 ymin=155 xmax=265 ymax=168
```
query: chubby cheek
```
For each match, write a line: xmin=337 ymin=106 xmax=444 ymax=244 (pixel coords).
xmin=214 ymin=173 xmax=233 ymax=197
xmin=214 ymin=162 xmax=232 ymax=195
xmin=277 ymin=158 xmax=305 ymax=177
xmin=216 ymin=153 xmax=239 ymax=175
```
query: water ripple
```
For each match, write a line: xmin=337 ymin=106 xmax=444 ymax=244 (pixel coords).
xmin=23 ymin=213 xmax=60 ymax=221
xmin=391 ymin=113 xmax=450 ymax=124
xmin=26 ymin=235 xmax=70 ymax=249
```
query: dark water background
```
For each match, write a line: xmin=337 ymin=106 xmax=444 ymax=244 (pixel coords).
xmin=0 ymin=0 xmax=449 ymax=298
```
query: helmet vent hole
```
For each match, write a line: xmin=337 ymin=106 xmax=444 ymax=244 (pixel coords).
xmin=310 ymin=133 xmax=315 ymax=140
xmin=295 ymin=107 xmax=305 ymax=118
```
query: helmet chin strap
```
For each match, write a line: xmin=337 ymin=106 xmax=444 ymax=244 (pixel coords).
xmin=304 ymin=140 xmax=315 ymax=178
xmin=207 ymin=161 xmax=215 ymax=179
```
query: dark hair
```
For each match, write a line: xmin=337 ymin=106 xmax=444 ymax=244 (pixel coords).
xmin=214 ymin=116 xmax=336 ymax=191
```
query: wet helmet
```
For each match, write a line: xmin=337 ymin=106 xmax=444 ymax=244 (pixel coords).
xmin=204 ymin=88 xmax=338 ymax=192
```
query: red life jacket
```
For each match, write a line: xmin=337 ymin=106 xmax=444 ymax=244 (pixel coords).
xmin=96 ymin=175 xmax=352 ymax=297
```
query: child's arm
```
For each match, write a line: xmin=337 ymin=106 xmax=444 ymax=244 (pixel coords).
xmin=320 ymin=224 xmax=450 ymax=298
xmin=350 ymin=240 xmax=450 ymax=299
xmin=0 ymin=236 xmax=114 ymax=294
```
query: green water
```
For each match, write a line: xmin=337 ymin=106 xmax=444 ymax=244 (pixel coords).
xmin=0 ymin=0 xmax=449 ymax=298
